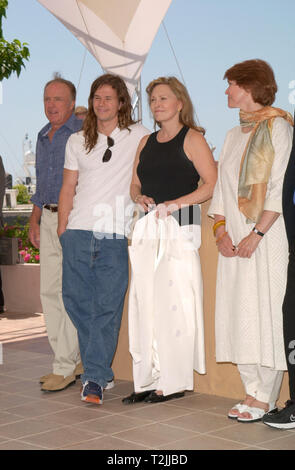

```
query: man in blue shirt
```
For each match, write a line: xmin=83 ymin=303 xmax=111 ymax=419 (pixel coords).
xmin=263 ymin=112 xmax=295 ymax=429
xmin=29 ymin=77 xmax=82 ymax=391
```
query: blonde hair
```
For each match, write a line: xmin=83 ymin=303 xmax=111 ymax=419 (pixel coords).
xmin=146 ymin=76 xmax=205 ymax=134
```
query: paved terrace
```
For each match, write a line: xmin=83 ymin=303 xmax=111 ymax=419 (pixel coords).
xmin=0 ymin=311 xmax=294 ymax=450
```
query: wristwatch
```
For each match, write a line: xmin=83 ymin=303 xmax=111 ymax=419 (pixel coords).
xmin=252 ymin=227 xmax=264 ymax=237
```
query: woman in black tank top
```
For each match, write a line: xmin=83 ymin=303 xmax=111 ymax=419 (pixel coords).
xmin=123 ymin=77 xmax=217 ymax=405
xmin=130 ymin=77 xmax=217 ymax=223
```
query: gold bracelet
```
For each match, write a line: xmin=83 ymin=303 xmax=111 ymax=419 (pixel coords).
xmin=213 ymin=220 xmax=226 ymax=236
xmin=216 ymin=231 xmax=228 ymax=244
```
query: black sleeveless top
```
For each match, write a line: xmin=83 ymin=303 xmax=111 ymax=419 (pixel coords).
xmin=137 ymin=126 xmax=200 ymax=225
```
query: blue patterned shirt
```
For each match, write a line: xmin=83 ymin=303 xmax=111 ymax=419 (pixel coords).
xmin=31 ymin=114 xmax=82 ymax=209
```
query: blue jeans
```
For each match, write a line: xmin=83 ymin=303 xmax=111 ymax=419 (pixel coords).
xmin=60 ymin=230 xmax=129 ymax=388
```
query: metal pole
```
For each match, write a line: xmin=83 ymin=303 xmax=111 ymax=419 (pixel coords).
xmin=132 ymin=77 xmax=142 ymax=122
xmin=137 ymin=77 xmax=142 ymax=122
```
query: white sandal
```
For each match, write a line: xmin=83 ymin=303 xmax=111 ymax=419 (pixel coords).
xmin=228 ymin=403 xmax=250 ymax=419
xmin=237 ymin=406 xmax=267 ymax=423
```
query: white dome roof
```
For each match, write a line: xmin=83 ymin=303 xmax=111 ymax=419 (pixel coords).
xmin=24 ymin=150 xmax=36 ymax=165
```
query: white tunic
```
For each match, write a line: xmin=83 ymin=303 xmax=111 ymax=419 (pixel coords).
xmin=208 ymin=118 xmax=293 ymax=370
xmin=128 ymin=211 xmax=206 ymax=396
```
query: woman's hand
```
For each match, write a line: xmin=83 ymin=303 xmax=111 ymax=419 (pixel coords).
xmin=135 ymin=194 xmax=155 ymax=212
xmin=236 ymin=232 xmax=261 ymax=258
xmin=216 ymin=231 xmax=237 ymax=257
xmin=156 ymin=200 xmax=179 ymax=218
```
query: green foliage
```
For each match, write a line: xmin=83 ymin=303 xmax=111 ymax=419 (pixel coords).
xmin=0 ymin=0 xmax=8 ymax=31
xmin=13 ymin=184 xmax=31 ymax=204
xmin=0 ymin=0 xmax=30 ymax=81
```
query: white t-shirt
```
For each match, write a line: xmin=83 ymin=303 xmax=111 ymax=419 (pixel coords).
xmin=64 ymin=123 xmax=149 ymax=236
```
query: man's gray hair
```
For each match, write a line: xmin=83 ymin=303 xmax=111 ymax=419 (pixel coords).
xmin=44 ymin=74 xmax=76 ymax=101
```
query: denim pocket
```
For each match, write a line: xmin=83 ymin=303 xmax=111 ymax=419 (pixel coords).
xmin=59 ymin=230 xmax=68 ymax=244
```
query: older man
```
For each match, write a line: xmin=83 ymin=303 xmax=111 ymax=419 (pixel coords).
xmin=29 ymin=77 xmax=82 ymax=391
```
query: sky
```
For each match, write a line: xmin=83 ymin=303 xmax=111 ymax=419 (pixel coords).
xmin=0 ymin=0 xmax=295 ymax=181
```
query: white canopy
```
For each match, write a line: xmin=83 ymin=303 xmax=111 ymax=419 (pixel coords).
xmin=37 ymin=0 xmax=172 ymax=95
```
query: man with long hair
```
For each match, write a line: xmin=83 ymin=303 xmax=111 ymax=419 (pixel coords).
xmin=58 ymin=74 xmax=149 ymax=405
xmin=29 ymin=77 xmax=82 ymax=391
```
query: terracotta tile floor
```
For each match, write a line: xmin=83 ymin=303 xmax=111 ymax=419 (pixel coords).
xmin=0 ymin=311 xmax=295 ymax=450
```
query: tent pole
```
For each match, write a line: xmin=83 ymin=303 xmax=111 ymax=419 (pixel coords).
xmin=132 ymin=77 xmax=142 ymax=123
xmin=137 ymin=77 xmax=142 ymax=122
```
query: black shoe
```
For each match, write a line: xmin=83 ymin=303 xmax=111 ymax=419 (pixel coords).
xmin=122 ymin=390 xmax=155 ymax=404
xmin=262 ymin=400 xmax=295 ymax=429
xmin=144 ymin=391 xmax=185 ymax=403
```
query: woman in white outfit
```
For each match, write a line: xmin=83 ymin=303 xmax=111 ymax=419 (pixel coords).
xmin=123 ymin=77 xmax=217 ymax=404
xmin=208 ymin=59 xmax=293 ymax=422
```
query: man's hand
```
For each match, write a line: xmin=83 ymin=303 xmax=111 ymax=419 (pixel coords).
xmin=57 ymin=227 xmax=66 ymax=238
xmin=29 ymin=222 xmax=40 ymax=249
xmin=29 ymin=205 xmax=42 ymax=249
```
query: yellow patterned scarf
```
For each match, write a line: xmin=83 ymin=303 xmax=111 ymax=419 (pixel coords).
xmin=238 ymin=106 xmax=294 ymax=223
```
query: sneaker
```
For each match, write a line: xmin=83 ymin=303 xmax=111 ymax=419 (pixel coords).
xmin=262 ymin=400 xmax=295 ymax=429
xmin=81 ymin=381 xmax=103 ymax=405
xmin=105 ymin=379 xmax=115 ymax=390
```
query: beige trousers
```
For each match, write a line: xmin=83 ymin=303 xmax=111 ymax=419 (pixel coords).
xmin=238 ymin=364 xmax=283 ymax=408
xmin=40 ymin=209 xmax=80 ymax=376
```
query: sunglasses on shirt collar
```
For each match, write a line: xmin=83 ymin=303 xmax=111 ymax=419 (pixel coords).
xmin=102 ymin=136 xmax=114 ymax=162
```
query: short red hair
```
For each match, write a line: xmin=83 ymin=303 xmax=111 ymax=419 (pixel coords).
xmin=224 ymin=59 xmax=277 ymax=106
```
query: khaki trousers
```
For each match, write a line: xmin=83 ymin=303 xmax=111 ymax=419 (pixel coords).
xmin=40 ymin=209 xmax=80 ymax=376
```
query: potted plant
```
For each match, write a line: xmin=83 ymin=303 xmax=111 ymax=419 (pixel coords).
xmin=0 ymin=220 xmax=40 ymax=264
